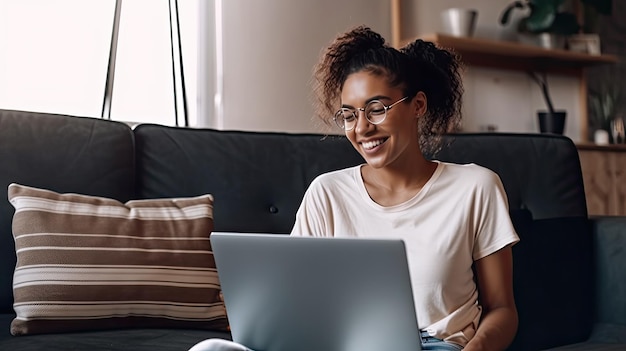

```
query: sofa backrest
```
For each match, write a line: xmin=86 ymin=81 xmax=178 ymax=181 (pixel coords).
xmin=133 ymin=124 xmax=365 ymax=234
xmin=0 ymin=110 xmax=136 ymax=313
xmin=135 ymin=125 xmax=593 ymax=350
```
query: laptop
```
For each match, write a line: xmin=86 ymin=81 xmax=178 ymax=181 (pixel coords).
xmin=210 ymin=232 xmax=422 ymax=351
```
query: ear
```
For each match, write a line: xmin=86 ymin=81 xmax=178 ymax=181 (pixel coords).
xmin=412 ymin=91 xmax=427 ymax=117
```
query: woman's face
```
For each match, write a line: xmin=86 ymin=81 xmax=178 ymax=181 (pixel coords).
xmin=340 ymin=70 xmax=426 ymax=170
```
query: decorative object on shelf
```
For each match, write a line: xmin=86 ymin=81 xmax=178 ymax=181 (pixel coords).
xmin=568 ymin=33 xmax=601 ymax=54
xmin=533 ymin=32 xmax=567 ymax=49
xmin=529 ymin=71 xmax=566 ymax=134
xmin=588 ymin=78 xmax=622 ymax=141
xmin=499 ymin=0 xmax=580 ymax=49
xmin=611 ymin=117 xmax=625 ymax=144
xmin=538 ymin=110 xmax=566 ymax=134
xmin=593 ymin=129 xmax=609 ymax=145
xmin=441 ymin=8 xmax=478 ymax=38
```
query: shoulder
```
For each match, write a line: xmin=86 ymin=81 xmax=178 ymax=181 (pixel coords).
xmin=298 ymin=165 xmax=363 ymax=214
xmin=309 ymin=165 xmax=361 ymax=189
xmin=438 ymin=162 xmax=502 ymax=188
xmin=301 ymin=165 xmax=363 ymax=202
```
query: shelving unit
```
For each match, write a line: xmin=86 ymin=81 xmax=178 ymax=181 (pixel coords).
xmin=404 ymin=33 xmax=618 ymax=76
xmin=389 ymin=0 xmax=619 ymax=141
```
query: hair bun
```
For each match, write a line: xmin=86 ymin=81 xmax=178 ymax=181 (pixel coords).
xmin=401 ymin=38 xmax=464 ymax=146
xmin=333 ymin=25 xmax=386 ymax=57
xmin=401 ymin=39 xmax=453 ymax=68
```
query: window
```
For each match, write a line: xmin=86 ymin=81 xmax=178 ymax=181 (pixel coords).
xmin=0 ymin=0 xmax=198 ymax=126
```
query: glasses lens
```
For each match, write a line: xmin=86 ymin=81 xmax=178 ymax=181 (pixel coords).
xmin=366 ymin=101 xmax=386 ymax=124
xmin=335 ymin=109 xmax=356 ymax=130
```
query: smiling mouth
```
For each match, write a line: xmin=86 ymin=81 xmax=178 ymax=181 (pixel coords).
xmin=361 ymin=138 xmax=388 ymax=150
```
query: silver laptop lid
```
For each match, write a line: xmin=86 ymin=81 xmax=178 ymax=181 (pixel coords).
xmin=211 ymin=233 xmax=422 ymax=351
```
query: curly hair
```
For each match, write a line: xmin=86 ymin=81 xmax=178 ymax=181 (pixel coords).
xmin=312 ymin=25 xmax=464 ymax=155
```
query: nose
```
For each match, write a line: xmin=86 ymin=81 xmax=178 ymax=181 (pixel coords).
xmin=353 ymin=109 xmax=373 ymax=133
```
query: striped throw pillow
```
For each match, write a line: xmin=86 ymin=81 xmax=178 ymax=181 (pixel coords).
xmin=8 ymin=183 xmax=228 ymax=335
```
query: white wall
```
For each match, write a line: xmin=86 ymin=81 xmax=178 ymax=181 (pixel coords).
xmin=198 ymin=0 xmax=583 ymax=140
xmin=198 ymin=0 xmax=390 ymax=133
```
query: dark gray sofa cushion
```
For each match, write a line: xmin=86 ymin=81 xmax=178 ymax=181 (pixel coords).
xmin=592 ymin=217 xmax=626 ymax=327
xmin=0 ymin=313 xmax=230 ymax=351
xmin=0 ymin=110 xmax=136 ymax=314
xmin=133 ymin=125 xmax=364 ymax=234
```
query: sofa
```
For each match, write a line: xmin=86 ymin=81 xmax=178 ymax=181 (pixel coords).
xmin=0 ymin=109 xmax=624 ymax=351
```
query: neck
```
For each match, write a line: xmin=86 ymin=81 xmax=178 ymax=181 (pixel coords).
xmin=364 ymin=153 xmax=437 ymax=193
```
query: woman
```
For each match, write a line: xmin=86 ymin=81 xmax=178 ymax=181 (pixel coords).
xmin=190 ymin=25 xmax=519 ymax=351
xmin=290 ymin=25 xmax=519 ymax=351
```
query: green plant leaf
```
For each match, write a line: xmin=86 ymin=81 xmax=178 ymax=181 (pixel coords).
xmin=524 ymin=2 xmax=557 ymax=32
xmin=551 ymin=12 xmax=581 ymax=34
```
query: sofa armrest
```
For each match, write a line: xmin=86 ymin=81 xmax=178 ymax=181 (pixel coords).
xmin=591 ymin=216 xmax=626 ymax=327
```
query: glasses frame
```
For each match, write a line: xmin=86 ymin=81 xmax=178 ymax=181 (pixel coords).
xmin=333 ymin=96 xmax=409 ymax=131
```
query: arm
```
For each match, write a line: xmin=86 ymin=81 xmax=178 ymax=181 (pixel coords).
xmin=464 ymin=245 xmax=518 ymax=351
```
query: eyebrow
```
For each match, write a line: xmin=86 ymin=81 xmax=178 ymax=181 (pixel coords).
xmin=341 ymin=95 xmax=391 ymax=109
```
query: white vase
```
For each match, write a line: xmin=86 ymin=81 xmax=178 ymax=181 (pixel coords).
xmin=441 ymin=8 xmax=478 ymax=37
xmin=594 ymin=129 xmax=609 ymax=145
xmin=518 ymin=33 xmax=566 ymax=50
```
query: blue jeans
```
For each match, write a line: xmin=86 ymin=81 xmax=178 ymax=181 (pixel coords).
xmin=421 ymin=331 xmax=464 ymax=350
xmin=188 ymin=332 xmax=464 ymax=350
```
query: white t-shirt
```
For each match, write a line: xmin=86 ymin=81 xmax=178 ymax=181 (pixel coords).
xmin=290 ymin=161 xmax=520 ymax=346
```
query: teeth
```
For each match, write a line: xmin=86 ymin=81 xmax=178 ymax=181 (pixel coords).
xmin=362 ymin=139 xmax=385 ymax=150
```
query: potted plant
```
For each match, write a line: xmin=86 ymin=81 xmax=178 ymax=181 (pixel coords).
xmin=529 ymin=71 xmax=567 ymax=134
xmin=499 ymin=0 xmax=580 ymax=49
xmin=588 ymin=79 xmax=622 ymax=143
xmin=589 ymin=86 xmax=617 ymax=130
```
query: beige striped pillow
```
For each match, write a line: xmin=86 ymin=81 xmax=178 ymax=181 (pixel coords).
xmin=8 ymin=183 xmax=228 ymax=336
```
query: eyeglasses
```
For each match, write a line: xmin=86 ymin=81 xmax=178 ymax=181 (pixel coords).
xmin=333 ymin=96 xmax=409 ymax=131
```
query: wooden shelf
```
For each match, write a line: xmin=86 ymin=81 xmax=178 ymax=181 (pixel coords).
xmin=576 ymin=142 xmax=626 ymax=152
xmin=402 ymin=33 xmax=619 ymax=75
xmin=397 ymin=32 xmax=619 ymax=141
